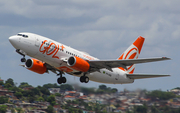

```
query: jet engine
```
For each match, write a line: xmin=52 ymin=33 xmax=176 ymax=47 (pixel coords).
xmin=67 ymin=56 xmax=90 ymax=72
xmin=25 ymin=58 xmax=47 ymax=74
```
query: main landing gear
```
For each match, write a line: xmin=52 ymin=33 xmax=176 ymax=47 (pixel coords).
xmin=57 ymin=72 xmax=66 ymax=84
xmin=80 ymin=73 xmax=89 ymax=83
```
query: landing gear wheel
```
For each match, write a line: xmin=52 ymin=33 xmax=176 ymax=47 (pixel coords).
xmin=21 ymin=57 xmax=26 ymax=62
xmin=57 ymin=77 xmax=62 ymax=84
xmin=84 ymin=76 xmax=89 ymax=83
xmin=57 ymin=77 xmax=67 ymax=84
xmin=80 ymin=76 xmax=84 ymax=83
xmin=62 ymin=77 xmax=66 ymax=83
xmin=80 ymin=76 xmax=89 ymax=83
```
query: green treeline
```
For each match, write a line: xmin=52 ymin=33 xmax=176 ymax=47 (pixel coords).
xmin=146 ymin=90 xmax=176 ymax=100
xmin=0 ymin=78 xmax=118 ymax=104
xmin=0 ymin=78 xmax=179 ymax=113
xmin=81 ymin=84 xmax=118 ymax=94
xmin=0 ymin=78 xmax=118 ymax=113
xmin=0 ymin=78 xmax=73 ymax=104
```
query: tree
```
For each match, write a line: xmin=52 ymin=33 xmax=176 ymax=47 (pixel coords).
xmin=99 ymin=85 xmax=107 ymax=90
xmin=42 ymin=95 xmax=48 ymax=101
xmin=9 ymin=86 xmax=22 ymax=92
xmin=0 ymin=80 xmax=4 ymax=85
xmin=47 ymin=105 xmax=54 ymax=113
xmin=146 ymin=90 xmax=176 ymax=100
xmin=133 ymin=105 xmax=147 ymax=113
xmin=47 ymin=95 xmax=56 ymax=106
xmin=22 ymin=90 xmax=29 ymax=97
xmin=4 ymin=83 xmax=12 ymax=88
xmin=5 ymin=78 xmax=14 ymax=86
xmin=68 ymin=108 xmax=83 ymax=113
xmin=28 ymin=96 xmax=36 ymax=103
xmin=37 ymin=86 xmax=50 ymax=95
xmin=96 ymin=85 xmax=117 ymax=94
xmin=19 ymin=82 xmax=32 ymax=88
xmin=31 ymin=88 xmax=40 ymax=96
xmin=173 ymin=87 xmax=180 ymax=90
xmin=43 ymin=83 xmax=60 ymax=89
xmin=111 ymin=88 xmax=118 ymax=93
xmin=96 ymin=89 xmax=105 ymax=94
xmin=60 ymin=84 xmax=74 ymax=91
xmin=55 ymin=93 xmax=61 ymax=97
xmin=159 ymin=106 xmax=171 ymax=113
xmin=0 ymin=96 xmax=8 ymax=104
xmin=11 ymin=108 xmax=15 ymax=113
xmin=22 ymin=90 xmax=35 ymax=97
xmin=37 ymin=97 xmax=45 ymax=102
xmin=80 ymin=87 xmax=95 ymax=94
xmin=150 ymin=106 xmax=160 ymax=113
xmin=14 ymin=92 xmax=23 ymax=99
xmin=0 ymin=105 xmax=7 ymax=113
xmin=16 ymin=107 xmax=23 ymax=113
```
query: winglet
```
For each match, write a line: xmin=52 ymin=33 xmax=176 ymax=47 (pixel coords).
xmin=162 ymin=57 xmax=171 ymax=60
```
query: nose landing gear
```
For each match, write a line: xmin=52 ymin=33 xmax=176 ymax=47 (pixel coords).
xmin=16 ymin=49 xmax=26 ymax=62
xmin=21 ymin=57 xmax=26 ymax=62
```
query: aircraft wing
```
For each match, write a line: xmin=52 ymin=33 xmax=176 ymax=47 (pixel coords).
xmin=126 ymin=74 xmax=170 ymax=79
xmin=89 ymin=57 xmax=170 ymax=71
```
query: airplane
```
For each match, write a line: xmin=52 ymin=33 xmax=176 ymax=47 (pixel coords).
xmin=9 ymin=32 xmax=170 ymax=84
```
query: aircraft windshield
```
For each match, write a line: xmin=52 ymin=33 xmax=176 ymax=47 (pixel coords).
xmin=17 ymin=34 xmax=28 ymax=38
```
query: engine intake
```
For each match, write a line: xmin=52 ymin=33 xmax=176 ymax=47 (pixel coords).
xmin=25 ymin=58 xmax=47 ymax=74
xmin=67 ymin=56 xmax=90 ymax=72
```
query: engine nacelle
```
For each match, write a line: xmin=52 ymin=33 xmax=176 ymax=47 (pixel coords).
xmin=25 ymin=58 xmax=47 ymax=74
xmin=67 ymin=56 xmax=90 ymax=72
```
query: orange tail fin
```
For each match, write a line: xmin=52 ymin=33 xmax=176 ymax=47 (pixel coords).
xmin=118 ymin=36 xmax=145 ymax=74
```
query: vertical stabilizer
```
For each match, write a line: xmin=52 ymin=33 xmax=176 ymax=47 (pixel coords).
xmin=118 ymin=36 xmax=145 ymax=74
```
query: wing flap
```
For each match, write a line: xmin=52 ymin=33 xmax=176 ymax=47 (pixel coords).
xmin=127 ymin=74 xmax=170 ymax=79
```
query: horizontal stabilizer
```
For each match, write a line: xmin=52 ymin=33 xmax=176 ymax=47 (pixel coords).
xmin=89 ymin=57 xmax=170 ymax=72
xmin=127 ymin=74 xmax=170 ymax=79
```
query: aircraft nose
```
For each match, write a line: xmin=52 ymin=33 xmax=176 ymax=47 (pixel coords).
xmin=9 ymin=36 xmax=19 ymax=48
xmin=9 ymin=36 xmax=15 ymax=42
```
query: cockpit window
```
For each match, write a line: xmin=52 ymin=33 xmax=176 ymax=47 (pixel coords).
xmin=17 ymin=34 xmax=28 ymax=38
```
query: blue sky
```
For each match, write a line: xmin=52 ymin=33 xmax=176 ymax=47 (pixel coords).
xmin=0 ymin=0 xmax=179 ymax=91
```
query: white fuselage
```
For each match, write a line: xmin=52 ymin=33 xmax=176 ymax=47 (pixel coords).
xmin=9 ymin=33 xmax=134 ymax=84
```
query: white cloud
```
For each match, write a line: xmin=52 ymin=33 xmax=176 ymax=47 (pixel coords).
xmin=172 ymin=26 xmax=180 ymax=39
xmin=0 ymin=0 xmax=86 ymax=19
